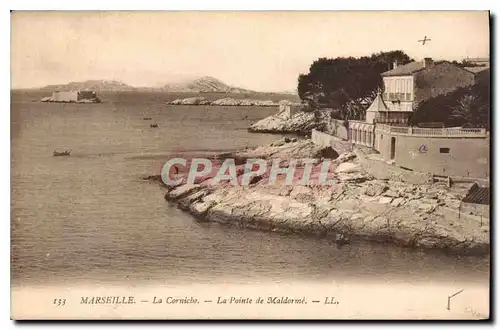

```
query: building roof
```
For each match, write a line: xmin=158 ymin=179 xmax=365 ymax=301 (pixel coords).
xmin=381 ymin=61 xmax=426 ymax=77
xmin=381 ymin=60 xmax=477 ymax=78
xmin=466 ymin=57 xmax=489 ymax=62
xmin=462 ymin=183 xmax=490 ymax=205
xmin=366 ymin=93 xmax=389 ymax=113
xmin=464 ymin=66 xmax=490 ymax=74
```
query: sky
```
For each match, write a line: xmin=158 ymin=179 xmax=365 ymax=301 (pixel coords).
xmin=11 ymin=11 xmax=490 ymax=92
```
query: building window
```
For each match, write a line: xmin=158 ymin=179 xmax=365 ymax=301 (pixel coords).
xmin=440 ymin=148 xmax=450 ymax=154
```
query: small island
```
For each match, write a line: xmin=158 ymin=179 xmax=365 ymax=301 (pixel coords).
xmin=40 ymin=91 xmax=101 ymax=103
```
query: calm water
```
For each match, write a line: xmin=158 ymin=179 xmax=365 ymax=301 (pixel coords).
xmin=11 ymin=91 xmax=489 ymax=287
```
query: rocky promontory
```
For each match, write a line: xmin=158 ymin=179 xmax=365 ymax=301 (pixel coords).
xmin=166 ymin=96 xmax=297 ymax=107
xmin=248 ymin=106 xmax=328 ymax=134
xmin=160 ymin=138 xmax=489 ymax=255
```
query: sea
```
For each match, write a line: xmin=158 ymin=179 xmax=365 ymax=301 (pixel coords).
xmin=10 ymin=90 xmax=490 ymax=319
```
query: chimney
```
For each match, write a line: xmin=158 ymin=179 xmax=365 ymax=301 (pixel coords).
xmin=393 ymin=60 xmax=398 ymax=70
xmin=422 ymin=57 xmax=433 ymax=68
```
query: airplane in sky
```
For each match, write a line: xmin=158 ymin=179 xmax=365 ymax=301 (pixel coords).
xmin=418 ymin=36 xmax=431 ymax=45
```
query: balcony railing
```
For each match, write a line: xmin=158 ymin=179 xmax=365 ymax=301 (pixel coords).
xmin=376 ymin=124 xmax=488 ymax=138
xmin=383 ymin=93 xmax=413 ymax=102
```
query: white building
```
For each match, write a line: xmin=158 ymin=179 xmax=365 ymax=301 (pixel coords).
xmin=365 ymin=58 xmax=476 ymax=125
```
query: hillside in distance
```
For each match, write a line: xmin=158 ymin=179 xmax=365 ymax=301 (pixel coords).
xmin=33 ymin=76 xmax=257 ymax=94
xmin=161 ymin=76 xmax=255 ymax=94
xmin=38 ymin=80 xmax=137 ymax=92
xmin=31 ymin=76 xmax=295 ymax=95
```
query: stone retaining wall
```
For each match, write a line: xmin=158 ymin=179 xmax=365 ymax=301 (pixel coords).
xmin=311 ymin=129 xmax=352 ymax=155
xmin=354 ymin=147 xmax=433 ymax=185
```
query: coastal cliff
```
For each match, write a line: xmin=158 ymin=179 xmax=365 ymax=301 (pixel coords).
xmin=160 ymin=139 xmax=489 ymax=255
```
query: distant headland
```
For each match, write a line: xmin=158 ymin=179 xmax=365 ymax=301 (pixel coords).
xmin=22 ymin=76 xmax=297 ymax=95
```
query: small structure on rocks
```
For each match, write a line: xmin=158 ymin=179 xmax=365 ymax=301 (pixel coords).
xmin=41 ymin=90 xmax=100 ymax=103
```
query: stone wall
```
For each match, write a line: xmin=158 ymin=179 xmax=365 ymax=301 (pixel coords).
xmin=375 ymin=128 xmax=489 ymax=179
xmin=311 ymin=129 xmax=352 ymax=154
xmin=316 ymin=118 xmax=489 ymax=180
xmin=52 ymin=91 xmax=78 ymax=102
xmin=325 ymin=118 xmax=349 ymax=140
xmin=354 ymin=147 xmax=433 ymax=185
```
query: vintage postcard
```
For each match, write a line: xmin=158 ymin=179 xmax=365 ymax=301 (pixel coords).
xmin=10 ymin=11 xmax=490 ymax=320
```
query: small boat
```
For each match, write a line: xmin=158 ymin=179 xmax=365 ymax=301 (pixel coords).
xmin=53 ymin=150 xmax=71 ymax=156
xmin=150 ymin=123 xmax=158 ymax=128
xmin=143 ymin=117 xmax=152 ymax=120
xmin=335 ymin=233 xmax=349 ymax=247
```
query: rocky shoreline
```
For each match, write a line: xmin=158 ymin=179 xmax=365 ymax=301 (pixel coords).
xmin=40 ymin=97 xmax=100 ymax=103
xmin=248 ymin=107 xmax=326 ymax=134
xmin=157 ymin=138 xmax=489 ymax=255
xmin=166 ymin=96 xmax=299 ymax=107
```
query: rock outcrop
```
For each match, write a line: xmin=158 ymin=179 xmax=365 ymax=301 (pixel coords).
xmin=248 ymin=108 xmax=328 ymax=134
xmin=40 ymin=96 xmax=100 ymax=103
xmin=168 ymin=97 xmax=211 ymax=105
xmin=229 ymin=137 xmax=330 ymax=160
xmin=166 ymin=96 xmax=292 ymax=107
xmin=160 ymin=138 xmax=489 ymax=255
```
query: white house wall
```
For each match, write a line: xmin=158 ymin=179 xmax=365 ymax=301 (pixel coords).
xmin=383 ymin=76 xmax=414 ymax=99
xmin=382 ymin=76 xmax=414 ymax=112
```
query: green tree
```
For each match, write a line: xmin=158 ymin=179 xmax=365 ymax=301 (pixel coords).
xmin=410 ymin=73 xmax=490 ymax=129
xmin=297 ymin=50 xmax=412 ymax=119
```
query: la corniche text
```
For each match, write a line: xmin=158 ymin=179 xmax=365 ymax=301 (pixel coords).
xmin=152 ymin=296 xmax=199 ymax=304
